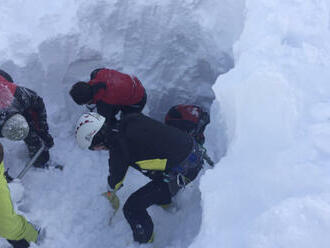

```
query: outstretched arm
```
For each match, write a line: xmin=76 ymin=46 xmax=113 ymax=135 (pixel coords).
xmin=107 ymin=142 xmax=130 ymax=191
xmin=107 ymin=130 xmax=131 ymax=189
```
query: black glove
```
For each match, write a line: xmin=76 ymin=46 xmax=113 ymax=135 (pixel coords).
xmin=4 ymin=169 xmax=13 ymax=183
xmin=40 ymin=132 xmax=54 ymax=148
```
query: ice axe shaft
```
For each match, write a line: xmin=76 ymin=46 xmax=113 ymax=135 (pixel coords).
xmin=17 ymin=143 xmax=46 ymax=180
xmin=108 ymin=208 xmax=118 ymax=225
xmin=200 ymin=145 xmax=215 ymax=167
xmin=203 ymin=152 xmax=214 ymax=167
xmin=102 ymin=191 xmax=119 ymax=225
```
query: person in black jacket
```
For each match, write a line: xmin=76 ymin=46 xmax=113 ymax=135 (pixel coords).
xmin=75 ymin=112 xmax=204 ymax=244
xmin=165 ymin=104 xmax=214 ymax=166
xmin=0 ymin=69 xmax=54 ymax=168
xmin=165 ymin=104 xmax=210 ymax=145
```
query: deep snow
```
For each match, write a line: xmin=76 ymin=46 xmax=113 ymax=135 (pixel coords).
xmin=1 ymin=0 xmax=330 ymax=247
xmin=192 ymin=0 xmax=330 ymax=247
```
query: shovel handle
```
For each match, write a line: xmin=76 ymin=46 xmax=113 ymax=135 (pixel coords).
xmin=17 ymin=143 xmax=46 ymax=180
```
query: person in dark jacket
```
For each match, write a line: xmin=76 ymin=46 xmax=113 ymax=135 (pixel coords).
xmin=165 ymin=104 xmax=210 ymax=145
xmin=75 ymin=112 xmax=204 ymax=244
xmin=0 ymin=69 xmax=54 ymax=168
xmin=69 ymin=68 xmax=147 ymax=123
xmin=165 ymin=104 xmax=214 ymax=166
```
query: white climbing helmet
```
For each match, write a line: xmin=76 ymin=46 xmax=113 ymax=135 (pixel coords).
xmin=75 ymin=112 xmax=106 ymax=149
xmin=1 ymin=113 xmax=29 ymax=140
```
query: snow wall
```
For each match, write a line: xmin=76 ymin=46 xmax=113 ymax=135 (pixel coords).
xmin=0 ymin=0 xmax=244 ymax=121
xmin=193 ymin=0 xmax=330 ymax=247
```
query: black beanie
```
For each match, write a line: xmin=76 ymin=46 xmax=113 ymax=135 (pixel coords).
xmin=69 ymin=81 xmax=93 ymax=105
xmin=0 ymin=69 xmax=13 ymax=82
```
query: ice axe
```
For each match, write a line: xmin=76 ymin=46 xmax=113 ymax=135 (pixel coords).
xmin=199 ymin=145 xmax=215 ymax=167
xmin=102 ymin=191 xmax=120 ymax=225
xmin=16 ymin=143 xmax=46 ymax=180
xmin=203 ymin=152 xmax=214 ymax=167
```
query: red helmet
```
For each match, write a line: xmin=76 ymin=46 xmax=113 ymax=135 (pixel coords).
xmin=165 ymin=104 xmax=210 ymax=144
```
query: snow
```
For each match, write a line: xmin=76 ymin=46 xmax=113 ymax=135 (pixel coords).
xmin=1 ymin=0 xmax=330 ymax=247
xmin=7 ymin=179 xmax=24 ymax=204
xmin=192 ymin=0 xmax=330 ymax=247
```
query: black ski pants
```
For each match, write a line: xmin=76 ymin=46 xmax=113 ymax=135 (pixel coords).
xmin=123 ymin=180 xmax=171 ymax=243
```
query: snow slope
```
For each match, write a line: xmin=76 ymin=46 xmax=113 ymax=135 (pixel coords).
xmin=192 ymin=0 xmax=330 ymax=247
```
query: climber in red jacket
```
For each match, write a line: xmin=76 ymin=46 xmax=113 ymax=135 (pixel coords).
xmin=69 ymin=68 xmax=147 ymax=123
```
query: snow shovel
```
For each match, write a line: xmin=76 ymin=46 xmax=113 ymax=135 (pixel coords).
xmin=16 ymin=143 xmax=46 ymax=180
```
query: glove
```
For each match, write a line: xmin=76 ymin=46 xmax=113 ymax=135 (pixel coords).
xmin=102 ymin=191 xmax=120 ymax=210
xmin=4 ymin=169 xmax=13 ymax=183
xmin=24 ymin=222 xmax=41 ymax=243
xmin=40 ymin=132 xmax=54 ymax=148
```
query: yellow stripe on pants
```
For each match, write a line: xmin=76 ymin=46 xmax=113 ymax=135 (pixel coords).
xmin=0 ymin=161 xmax=38 ymax=242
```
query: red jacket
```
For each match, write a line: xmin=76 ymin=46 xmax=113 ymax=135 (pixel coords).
xmin=89 ymin=69 xmax=145 ymax=105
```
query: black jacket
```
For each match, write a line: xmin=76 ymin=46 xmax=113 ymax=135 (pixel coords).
xmin=0 ymin=81 xmax=49 ymax=137
xmin=105 ymin=113 xmax=193 ymax=190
